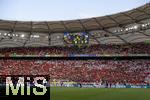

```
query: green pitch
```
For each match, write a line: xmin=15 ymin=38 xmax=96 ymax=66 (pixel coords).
xmin=50 ymin=87 xmax=150 ymax=100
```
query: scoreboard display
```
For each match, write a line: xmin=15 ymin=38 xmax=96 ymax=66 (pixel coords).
xmin=64 ymin=32 xmax=89 ymax=47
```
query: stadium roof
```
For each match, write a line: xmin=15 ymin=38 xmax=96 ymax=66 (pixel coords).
xmin=0 ymin=3 xmax=150 ymax=47
xmin=0 ymin=3 xmax=150 ymax=33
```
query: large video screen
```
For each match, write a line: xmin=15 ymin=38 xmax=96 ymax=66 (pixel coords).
xmin=64 ymin=32 xmax=89 ymax=47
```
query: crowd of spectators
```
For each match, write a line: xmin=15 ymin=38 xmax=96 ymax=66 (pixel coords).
xmin=0 ymin=43 xmax=149 ymax=56
xmin=0 ymin=60 xmax=149 ymax=85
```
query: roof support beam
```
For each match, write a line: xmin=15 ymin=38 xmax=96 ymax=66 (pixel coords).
xmin=12 ymin=21 xmax=17 ymax=32
xmin=93 ymin=18 xmax=104 ymax=29
xmin=121 ymin=13 xmax=147 ymax=32
xmin=121 ymin=13 xmax=150 ymax=37
xmin=104 ymin=29 xmax=129 ymax=44
xmin=23 ymin=22 xmax=33 ymax=47
xmin=0 ymin=21 xmax=17 ymax=44
xmin=94 ymin=18 xmax=129 ymax=44
xmin=0 ymin=38 xmax=4 ymax=43
xmin=136 ymin=8 xmax=150 ymax=16
xmin=61 ymin=21 xmax=69 ymax=32
xmin=106 ymin=15 xmax=150 ymax=43
xmin=45 ymin=22 xmax=52 ymax=46
xmin=78 ymin=20 xmax=101 ymax=44
xmin=78 ymin=20 xmax=86 ymax=31
xmin=107 ymin=16 xmax=121 ymax=26
xmin=9 ymin=21 xmax=17 ymax=39
xmin=121 ymin=13 xmax=139 ymax=23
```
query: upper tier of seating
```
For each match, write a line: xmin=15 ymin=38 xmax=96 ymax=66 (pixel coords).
xmin=0 ymin=43 xmax=149 ymax=57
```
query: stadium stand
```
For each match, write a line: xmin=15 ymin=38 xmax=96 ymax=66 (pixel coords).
xmin=0 ymin=43 xmax=150 ymax=56
xmin=0 ymin=60 xmax=149 ymax=85
xmin=0 ymin=3 xmax=149 ymax=87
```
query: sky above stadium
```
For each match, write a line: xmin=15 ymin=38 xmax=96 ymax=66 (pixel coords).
xmin=0 ymin=0 xmax=149 ymax=21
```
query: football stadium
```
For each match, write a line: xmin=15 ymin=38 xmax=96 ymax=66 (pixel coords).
xmin=0 ymin=0 xmax=150 ymax=100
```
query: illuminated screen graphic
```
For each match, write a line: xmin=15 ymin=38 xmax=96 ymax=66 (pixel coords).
xmin=64 ymin=32 xmax=89 ymax=47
